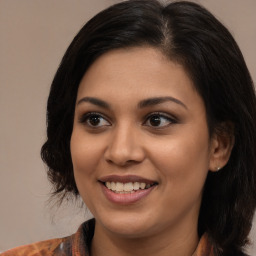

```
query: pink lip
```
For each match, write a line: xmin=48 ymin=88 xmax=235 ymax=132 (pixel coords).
xmin=100 ymin=182 xmax=157 ymax=205
xmin=99 ymin=175 xmax=157 ymax=184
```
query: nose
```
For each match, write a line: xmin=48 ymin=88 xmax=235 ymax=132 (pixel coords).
xmin=104 ymin=124 xmax=145 ymax=166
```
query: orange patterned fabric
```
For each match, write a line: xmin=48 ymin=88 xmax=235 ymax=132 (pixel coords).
xmin=1 ymin=219 xmax=214 ymax=256
xmin=193 ymin=234 xmax=215 ymax=256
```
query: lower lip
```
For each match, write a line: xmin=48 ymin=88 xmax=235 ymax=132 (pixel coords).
xmin=100 ymin=183 xmax=156 ymax=205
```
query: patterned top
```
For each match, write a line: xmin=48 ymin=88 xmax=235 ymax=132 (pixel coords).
xmin=1 ymin=219 xmax=214 ymax=256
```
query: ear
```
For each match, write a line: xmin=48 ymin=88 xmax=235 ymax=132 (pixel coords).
xmin=208 ymin=122 xmax=235 ymax=172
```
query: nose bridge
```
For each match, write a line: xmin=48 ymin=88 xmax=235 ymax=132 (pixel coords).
xmin=105 ymin=121 xmax=144 ymax=165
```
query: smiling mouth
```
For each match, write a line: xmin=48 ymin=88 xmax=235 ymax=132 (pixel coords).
xmin=99 ymin=175 xmax=158 ymax=196
xmin=104 ymin=181 xmax=156 ymax=194
xmin=99 ymin=175 xmax=158 ymax=204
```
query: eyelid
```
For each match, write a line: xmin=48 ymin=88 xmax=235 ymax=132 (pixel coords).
xmin=78 ymin=111 xmax=177 ymax=129
xmin=143 ymin=112 xmax=178 ymax=127
xmin=78 ymin=111 xmax=111 ymax=126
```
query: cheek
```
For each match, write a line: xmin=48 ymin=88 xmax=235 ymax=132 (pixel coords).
xmin=149 ymin=129 xmax=210 ymax=190
xmin=70 ymin=130 xmax=106 ymax=212
xmin=150 ymin=137 xmax=210 ymax=217
xmin=70 ymin=129 xmax=103 ymax=184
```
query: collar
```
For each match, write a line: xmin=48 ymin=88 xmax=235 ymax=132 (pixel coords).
xmin=70 ymin=219 xmax=214 ymax=256
xmin=192 ymin=233 xmax=215 ymax=256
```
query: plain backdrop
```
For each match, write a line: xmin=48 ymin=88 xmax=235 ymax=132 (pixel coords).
xmin=0 ymin=0 xmax=256 ymax=254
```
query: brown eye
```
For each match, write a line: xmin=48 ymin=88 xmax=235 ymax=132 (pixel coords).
xmin=79 ymin=113 xmax=111 ymax=127
xmin=149 ymin=115 xmax=161 ymax=126
xmin=88 ymin=115 xmax=101 ymax=126
xmin=144 ymin=113 xmax=176 ymax=128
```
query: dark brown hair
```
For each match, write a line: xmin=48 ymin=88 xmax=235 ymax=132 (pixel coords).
xmin=41 ymin=1 xmax=256 ymax=255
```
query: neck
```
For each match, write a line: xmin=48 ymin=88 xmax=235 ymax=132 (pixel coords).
xmin=91 ymin=220 xmax=199 ymax=256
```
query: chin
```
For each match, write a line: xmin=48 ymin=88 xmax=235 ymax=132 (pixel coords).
xmin=96 ymin=213 xmax=156 ymax=238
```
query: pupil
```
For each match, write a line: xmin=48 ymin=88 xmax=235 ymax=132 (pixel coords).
xmin=89 ymin=115 xmax=100 ymax=126
xmin=150 ymin=115 xmax=161 ymax=126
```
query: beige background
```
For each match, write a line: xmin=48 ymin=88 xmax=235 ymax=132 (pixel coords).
xmin=0 ymin=0 xmax=255 ymax=254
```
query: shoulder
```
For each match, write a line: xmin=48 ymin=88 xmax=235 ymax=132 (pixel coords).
xmin=0 ymin=237 xmax=70 ymax=256
xmin=0 ymin=219 xmax=95 ymax=256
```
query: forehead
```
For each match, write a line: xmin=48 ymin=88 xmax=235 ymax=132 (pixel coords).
xmin=77 ymin=47 xmax=202 ymax=109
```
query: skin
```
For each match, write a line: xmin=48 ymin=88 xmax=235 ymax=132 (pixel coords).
xmin=70 ymin=47 xmax=231 ymax=256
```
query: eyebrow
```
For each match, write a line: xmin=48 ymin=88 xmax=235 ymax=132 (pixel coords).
xmin=138 ymin=96 xmax=188 ymax=109
xmin=77 ymin=96 xmax=187 ymax=110
xmin=77 ymin=97 xmax=110 ymax=109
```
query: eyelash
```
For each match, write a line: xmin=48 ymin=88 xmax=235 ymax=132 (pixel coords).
xmin=143 ymin=112 xmax=177 ymax=128
xmin=78 ymin=112 xmax=177 ymax=129
xmin=78 ymin=112 xmax=111 ymax=128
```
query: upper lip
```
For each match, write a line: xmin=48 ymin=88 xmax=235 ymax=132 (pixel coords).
xmin=99 ymin=175 xmax=157 ymax=184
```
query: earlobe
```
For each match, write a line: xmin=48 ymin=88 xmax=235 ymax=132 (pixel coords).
xmin=209 ymin=123 xmax=235 ymax=172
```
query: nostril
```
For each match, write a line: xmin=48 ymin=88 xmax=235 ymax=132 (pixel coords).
xmin=105 ymin=158 xmax=138 ymax=166
xmin=104 ymin=146 xmax=145 ymax=165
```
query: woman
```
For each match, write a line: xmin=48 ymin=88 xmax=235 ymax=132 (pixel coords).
xmin=2 ymin=0 xmax=256 ymax=255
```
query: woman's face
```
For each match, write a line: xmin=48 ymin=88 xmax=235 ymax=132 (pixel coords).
xmin=71 ymin=47 xmax=216 ymax=239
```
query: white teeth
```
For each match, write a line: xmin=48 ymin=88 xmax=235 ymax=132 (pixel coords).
xmin=106 ymin=181 xmax=111 ymax=189
xmin=110 ymin=181 xmax=116 ymax=190
xmin=104 ymin=181 xmax=154 ymax=193
xmin=133 ymin=182 xmax=140 ymax=190
xmin=115 ymin=182 xmax=124 ymax=192
xmin=124 ymin=182 xmax=133 ymax=192
xmin=140 ymin=183 xmax=146 ymax=189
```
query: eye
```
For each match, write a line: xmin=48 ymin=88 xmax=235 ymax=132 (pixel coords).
xmin=144 ymin=113 xmax=176 ymax=128
xmin=79 ymin=112 xmax=111 ymax=127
